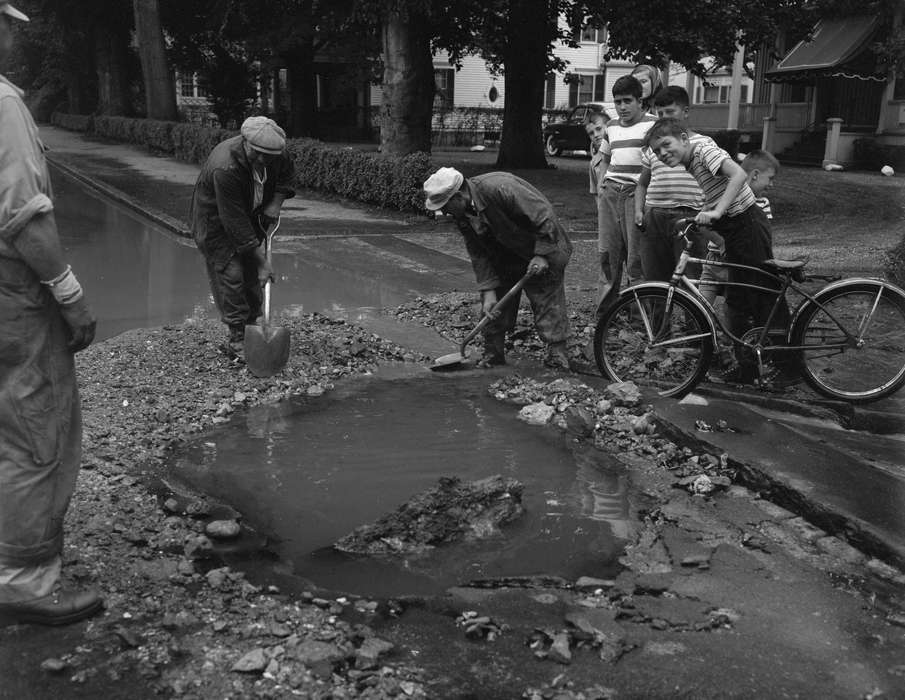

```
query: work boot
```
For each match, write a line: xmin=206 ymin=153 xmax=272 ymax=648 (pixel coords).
xmin=0 ymin=587 xmax=103 ymax=626
xmin=220 ymin=326 xmax=245 ymax=361
xmin=544 ymin=341 xmax=572 ymax=371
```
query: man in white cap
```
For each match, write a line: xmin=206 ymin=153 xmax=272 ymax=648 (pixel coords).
xmin=190 ymin=115 xmax=295 ymax=358
xmin=423 ymin=167 xmax=572 ymax=369
xmin=0 ymin=2 xmax=103 ymax=625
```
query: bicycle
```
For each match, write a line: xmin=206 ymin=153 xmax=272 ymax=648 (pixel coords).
xmin=593 ymin=219 xmax=905 ymax=403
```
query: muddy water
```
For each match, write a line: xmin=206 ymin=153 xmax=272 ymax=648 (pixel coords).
xmin=170 ymin=371 xmax=633 ymax=597
xmin=51 ymin=171 xmax=412 ymax=341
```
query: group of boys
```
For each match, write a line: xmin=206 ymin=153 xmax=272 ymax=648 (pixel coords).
xmin=421 ymin=72 xmax=786 ymax=382
xmin=587 ymin=74 xmax=785 ymax=381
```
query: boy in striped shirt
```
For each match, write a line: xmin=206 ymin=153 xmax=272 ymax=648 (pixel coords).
xmin=594 ymin=75 xmax=657 ymax=319
xmin=634 ymin=86 xmax=712 ymax=282
xmin=646 ymin=118 xmax=789 ymax=380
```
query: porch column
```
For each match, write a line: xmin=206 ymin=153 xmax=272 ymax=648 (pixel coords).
xmin=727 ymin=41 xmax=745 ymax=130
xmin=761 ymin=116 xmax=776 ymax=152
xmin=822 ymin=117 xmax=843 ymax=167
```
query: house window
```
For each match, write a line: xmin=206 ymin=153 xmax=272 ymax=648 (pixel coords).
xmin=740 ymin=84 xmax=748 ymax=103
xmin=180 ymin=74 xmax=195 ymax=98
xmin=545 ymin=74 xmax=556 ymax=109
xmin=568 ymin=74 xmax=605 ymax=106
xmin=196 ymin=76 xmax=209 ymax=98
xmin=580 ymin=25 xmax=606 ymax=43
xmin=895 ymin=73 xmax=905 ymax=100
xmin=702 ymin=85 xmax=720 ymax=103
xmin=434 ymin=68 xmax=455 ymax=110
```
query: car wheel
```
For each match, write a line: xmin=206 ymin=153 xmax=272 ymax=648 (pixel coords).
xmin=545 ymin=135 xmax=562 ymax=157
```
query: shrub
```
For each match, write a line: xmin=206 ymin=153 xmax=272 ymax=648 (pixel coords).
xmin=170 ymin=123 xmax=237 ymax=164
xmin=51 ymin=112 xmax=93 ymax=132
xmin=288 ymin=140 xmax=432 ymax=212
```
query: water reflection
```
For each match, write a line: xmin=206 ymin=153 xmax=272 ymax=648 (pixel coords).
xmin=50 ymin=171 xmax=422 ymax=341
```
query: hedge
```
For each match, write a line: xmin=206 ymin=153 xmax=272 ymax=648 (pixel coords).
xmin=853 ymin=138 xmax=905 ymax=172
xmin=49 ymin=112 xmax=432 ymax=212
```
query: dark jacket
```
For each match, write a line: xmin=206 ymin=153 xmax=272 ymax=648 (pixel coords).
xmin=455 ymin=172 xmax=572 ymax=291
xmin=190 ymin=135 xmax=295 ymax=268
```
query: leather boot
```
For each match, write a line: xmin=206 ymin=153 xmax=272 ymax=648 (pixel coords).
xmin=0 ymin=587 xmax=103 ymax=626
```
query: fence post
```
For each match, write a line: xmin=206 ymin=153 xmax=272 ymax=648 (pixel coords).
xmin=822 ymin=117 xmax=843 ymax=168
xmin=761 ymin=116 xmax=776 ymax=152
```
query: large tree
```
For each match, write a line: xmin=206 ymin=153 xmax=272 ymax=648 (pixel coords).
xmin=133 ymin=0 xmax=177 ymax=120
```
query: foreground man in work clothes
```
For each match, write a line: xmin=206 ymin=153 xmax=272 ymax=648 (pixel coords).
xmin=0 ymin=2 xmax=102 ymax=625
xmin=423 ymin=168 xmax=573 ymax=369
xmin=191 ymin=116 xmax=295 ymax=358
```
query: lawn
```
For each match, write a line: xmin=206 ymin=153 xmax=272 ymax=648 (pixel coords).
xmin=428 ymin=148 xmax=905 ymax=279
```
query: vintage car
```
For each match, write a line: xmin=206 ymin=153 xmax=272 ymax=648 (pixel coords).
xmin=542 ymin=101 xmax=615 ymax=156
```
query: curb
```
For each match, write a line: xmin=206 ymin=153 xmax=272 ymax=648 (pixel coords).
xmin=654 ymin=417 xmax=905 ymax=571
xmin=47 ymin=153 xmax=192 ymax=240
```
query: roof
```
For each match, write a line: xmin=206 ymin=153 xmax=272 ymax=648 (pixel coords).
xmin=765 ymin=15 xmax=884 ymax=83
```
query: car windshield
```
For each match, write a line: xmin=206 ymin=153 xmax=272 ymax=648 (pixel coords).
xmin=569 ymin=106 xmax=586 ymax=121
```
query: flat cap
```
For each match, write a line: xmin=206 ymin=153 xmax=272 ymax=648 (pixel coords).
xmin=240 ymin=116 xmax=286 ymax=155
xmin=0 ymin=2 xmax=29 ymax=21
xmin=423 ymin=167 xmax=464 ymax=211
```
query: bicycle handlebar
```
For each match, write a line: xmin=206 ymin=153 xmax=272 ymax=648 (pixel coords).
xmin=674 ymin=218 xmax=697 ymax=239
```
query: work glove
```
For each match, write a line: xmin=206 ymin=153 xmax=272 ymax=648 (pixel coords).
xmin=59 ymin=297 xmax=97 ymax=353
xmin=528 ymin=255 xmax=549 ymax=276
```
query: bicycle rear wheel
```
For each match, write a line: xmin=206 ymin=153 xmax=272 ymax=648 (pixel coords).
xmin=791 ymin=282 xmax=905 ymax=402
xmin=594 ymin=288 xmax=713 ymax=399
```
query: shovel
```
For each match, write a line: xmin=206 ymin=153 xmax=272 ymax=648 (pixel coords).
xmin=244 ymin=217 xmax=290 ymax=377
xmin=430 ymin=270 xmax=534 ymax=371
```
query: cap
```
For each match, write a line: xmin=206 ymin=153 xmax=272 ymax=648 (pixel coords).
xmin=240 ymin=116 xmax=286 ymax=155
xmin=423 ymin=167 xmax=464 ymax=211
xmin=0 ymin=2 xmax=29 ymax=21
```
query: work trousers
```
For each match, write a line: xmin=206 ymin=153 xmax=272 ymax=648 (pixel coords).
xmin=640 ymin=206 xmax=705 ymax=282
xmin=0 ymin=290 xmax=81 ymax=602
xmin=596 ymin=182 xmax=643 ymax=319
xmin=203 ymin=250 xmax=264 ymax=335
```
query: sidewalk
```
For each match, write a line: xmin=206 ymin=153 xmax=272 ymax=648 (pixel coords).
xmin=41 ymin=125 xmax=905 ymax=570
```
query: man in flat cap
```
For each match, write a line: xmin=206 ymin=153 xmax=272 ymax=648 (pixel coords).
xmin=0 ymin=2 xmax=103 ymax=625
xmin=190 ymin=116 xmax=295 ymax=358
xmin=423 ymin=168 xmax=573 ymax=370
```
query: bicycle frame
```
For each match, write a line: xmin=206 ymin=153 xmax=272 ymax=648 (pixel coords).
xmin=623 ymin=226 xmax=896 ymax=364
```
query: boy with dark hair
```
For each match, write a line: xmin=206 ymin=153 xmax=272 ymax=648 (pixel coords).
xmin=645 ymin=118 xmax=789 ymax=380
xmin=634 ymin=85 xmax=711 ymax=282
xmin=594 ymin=74 xmax=657 ymax=319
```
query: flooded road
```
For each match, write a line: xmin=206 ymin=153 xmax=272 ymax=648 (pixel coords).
xmin=169 ymin=371 xmax=632 ymax=597
xmin=52 ymin=170 xmax=427 ymax=341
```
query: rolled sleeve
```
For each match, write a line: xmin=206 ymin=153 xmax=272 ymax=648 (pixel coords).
xmin=0 ymin=93 xmax=53 ymax=241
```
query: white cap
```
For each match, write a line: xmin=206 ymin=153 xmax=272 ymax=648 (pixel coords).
xmin=423 ymin=167 xmax=464 ymax=211
xmin=240 ymin=116 xmax=286 ymax=155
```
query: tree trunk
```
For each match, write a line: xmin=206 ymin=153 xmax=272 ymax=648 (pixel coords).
xmin=94 ymin=30 xmax=131 ymax=116
xmin=379 ymin=9 xmax=433 ymax=156
xmin=133 ymin=0 xmax=177 ymax=120
xmin=496 ymin=1 xmax=550 ymax=169
xmin=285 ymin=44 xmax=318 ymax=138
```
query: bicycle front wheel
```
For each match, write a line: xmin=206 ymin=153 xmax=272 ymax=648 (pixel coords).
xmin=791 ymin=283 xmax=905 ymax=402
xmin=594 ymin=288 xmax=714 ymax=399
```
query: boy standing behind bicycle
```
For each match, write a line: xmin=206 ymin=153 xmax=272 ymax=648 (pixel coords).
xmin=634 ymin=86 xmax=711 ymax=282
xmin=594 ymin=75 xmax=657 ymax=319
xmin=645 ymin=118 xmax=789 ymax=381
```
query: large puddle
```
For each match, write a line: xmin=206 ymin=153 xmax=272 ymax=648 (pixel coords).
xmin=51 ymin=170 xmax=418 ymax=341
xmin=169 ymin=371 xmax=632 ymax=597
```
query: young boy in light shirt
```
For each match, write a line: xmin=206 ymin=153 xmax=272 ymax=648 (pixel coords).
xmin=634 ymin=86 xmax=712 ymax=282
xmin=594 ymin=75 xmax=657 ymax=320
xmin=646 ymin=118 xmax=789 ymax=380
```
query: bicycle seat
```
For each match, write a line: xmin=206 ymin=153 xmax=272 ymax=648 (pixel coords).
xmin=764 ymin=257 xmax=809 ymax=270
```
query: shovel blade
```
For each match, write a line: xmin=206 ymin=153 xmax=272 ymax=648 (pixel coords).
xmin=429 ymin=351 xmax=467 ymax=371
xmin=244 ymin=324 xmax=290 ymax=378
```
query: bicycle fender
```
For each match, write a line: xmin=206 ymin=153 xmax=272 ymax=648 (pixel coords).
xmin=618 ymin=282 xmax=719 ymax=345
xmin=790 ymin=278 xmax=905 ymax=331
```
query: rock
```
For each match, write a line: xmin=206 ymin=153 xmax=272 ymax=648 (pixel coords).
xmin=518 ymin=402 xmax=555 ymax=426
xmin=881 ymin=165 xmax=895 ymax=176
xmin=604 ymin=381 xmax=641 ymax=407
xmin=574 ymin=576 xmax=615 ymax=591
xmin=40 ymin=658 xmax=68 ymax=674
xmin=231 ymin=648 xmax=268 ymax=673
xmin=205 ymin=519 xmax=241 ymax=539
xmin=335 ymin=475 xmax=524 ymax=555
xmin=183 ymin=534 xmax=213 ymax=559
xmin=560 ymin=405 xmax=596 ymax=436
xmin=548 ymin=633 xmax=572 ymax=664
xmin=293 ymin=640 xmax=346 ymax=678
xmin=354 ymin=637 xmax=394 ymax=669
xmin=595 ymin=399 xmax=613 ymax=415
